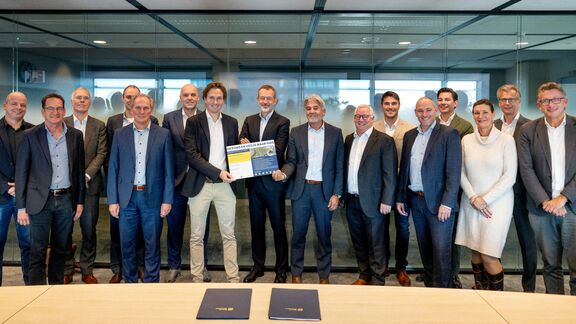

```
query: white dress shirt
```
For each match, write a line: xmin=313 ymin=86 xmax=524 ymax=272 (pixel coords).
xmin=545 ymin=114 xmax=566 ymax=197
xmin=500 ymin=112 xmax=520 ymax=136
xmin=347 ymin=127 xmax=372 ymax=194
xmin=305 ymin=122 xmax=325 ymax=181
xmin=207 ymin=113 xmax=227 ymax=171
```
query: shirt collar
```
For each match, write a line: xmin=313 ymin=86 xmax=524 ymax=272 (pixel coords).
xmin=544 ymin=114 xmax=567 ymax=129
xmin=73 ymin=114 xmax=87 ymax=125
xmin=440 ymin=112 xmax=456 ymax=125
xmin=44 ymin=122 xmax=68 ymax=135
xmin=354 ymin=126 xmax=373 ymax=139
xmin=307 ymin=121 xmax=325 ymax=131
xmin=417 ymin=120 xmax=436 ymax=135
xmin=259 ymin=110 xmax=274 ymax=121
xmin=133 ymin=121 xmax=151 ymax=132
xmin=501 ymin=112 xmax=520 ymax=126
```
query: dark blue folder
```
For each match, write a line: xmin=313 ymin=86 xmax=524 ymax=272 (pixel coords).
xmin=196 ymin=288 xmax=252 ymax=320
xmin=268 ymin=288 xmax=321 ymax=321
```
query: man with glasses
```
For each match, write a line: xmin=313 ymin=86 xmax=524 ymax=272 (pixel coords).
xmin=62 ymin=87 xmax=107 ymax=285
xmin=345 ymin=104 xmax=397 ymax=285
xmin=16 ymin=93 xmax=85 ymax=285
xmin=493 ymin=84 xmax=536 ymax=293
xmin=273 ymin=94 xmax=344 ymax=284
xmin=373 ymin=91 xmax=416 ymax=286
xmin=105 ymin=85 xmax=158 ymax=283
xmin=0 ymin=91 xmax=34 ymax=286
xmin=518 ymin=82 xmax=576 ymax=295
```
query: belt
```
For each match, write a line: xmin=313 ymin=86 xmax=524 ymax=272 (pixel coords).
xmin=348 ymin=193 xmax=360 ymax=198
xmin=50 ymin=188 xmax=70 ymax=196
xmin=133 ymin=185 xmax=146 ymax=191
xmin=410 ymin=190 xmax=425 ymax=197
xmin=305 ymin=180 xmax=322 ymax=185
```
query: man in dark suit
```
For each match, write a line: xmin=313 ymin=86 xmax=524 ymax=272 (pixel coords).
xmin=181 ymin=81 xmax=240 ymax=283
xmin=436 ymin=87 xmax=472 ymax=288
xmin=493 ymin=84 xmax=536 ymax=293
xmin=240 ymin=84 xmax=290 ymax=283
xmin=107 ymin=94 xmax=174 ymax=283
xmin=16 ymin=93 xmax=85 ymax=285
xmin=344 ymin=104 xmax=397 ymax=285
xmin=518 ymin=82 xmax=576 ymax=295
xmin=105 ymin=85 xmax=156 ymax=283
xmin=62 ymin=87 xmax=107 ymax=285
xmin=273 ymin=94 xmax=344 ymax=284
xmin=0 ymin=91 xmax=34 ymax=286
xmin=396 ymin=96 xmax=461 ymax=288
xmin=162 ymin=83 xmax=211 ymax=283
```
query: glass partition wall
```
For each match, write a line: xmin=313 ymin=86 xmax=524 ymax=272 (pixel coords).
xmin=1 ymin=12 xmax=575 ymax=272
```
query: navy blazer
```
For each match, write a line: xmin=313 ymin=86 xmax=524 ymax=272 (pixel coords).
xmin=64 ymin=115 xmax=107 ymax=196
xmin=517 ymin=115 xmax=576 ymax=216
xmin=0 ymin=118 xmax=34 ymax=204
xmin=281 ymin=122 xmax=344 ymax=201
xmin=181 ymin=111 xmax=239 ymax=198
xmin=107 ymin=123 xmax=174 ymax=208
xmin=396 ymin=123 xmax=462 ymax=214
xmin=344 ymin=129 xmax=397 ymax=218
xmin=15 ymin=123 xmax=86 ymax=215
xmin=239 ymin=111 xmax=290 ymax=192
xmin=162 ymin=109 xmax=202 ymax=189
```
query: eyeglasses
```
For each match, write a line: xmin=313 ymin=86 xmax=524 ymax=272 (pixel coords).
xmin=498 ymin=98 xmax=519 ymax=104
xmin=353 ymin=114 xmax=372 ymax=120
xmin=538 ymin=97 xmax=565 ymax=105
xmin=43 ymin=107 xmax=65 ymax=112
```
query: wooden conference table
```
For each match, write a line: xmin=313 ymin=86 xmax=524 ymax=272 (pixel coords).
xmin=0 ymin=283 xmax=574 ymax=323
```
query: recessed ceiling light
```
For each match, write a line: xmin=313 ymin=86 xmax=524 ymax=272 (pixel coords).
xmin=516 ymin=42 xmax=529 ymax=46
xmin=398 ymin=41 xmax=411 ymax=45
xmin=244 ymin=40 xmax=257 ymax=45
xmin=93 ymin=40 xmax=107 ymax=44
xmin=340 ymin=49 xmax=351 ymax=55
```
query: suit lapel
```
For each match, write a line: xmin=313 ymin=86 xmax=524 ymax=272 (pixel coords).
xmin=175 ymin=110 xmax=186 ymax=141
xmin=360 ymin=131 xmax=378 ymax=167
xmin=200 ymin=113 xmax=210 ymax=147
xmin=565 ymin=116 xmax=576 ymax=180
xmin=146 ymin=125 xmax=157 ymax=166
xmin=535 ymin=119 xmax=552 ymax=173
xmin=423 ymin=124 xmax=440 ymax=162
xmin=37 ymin=125 xmax=52 ymax=166
xmin=84 ymin=116 xmax=96 ymax=150
xmin=261 ymin=113 xmax=278 ymax=141
xmin=65 ymin=128 xmax=75 ymax=175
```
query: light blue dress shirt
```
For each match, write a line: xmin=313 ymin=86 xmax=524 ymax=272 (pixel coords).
xmin=46 ymin=123 xmax=71 ymax=189
xmin=133 ymin=123 xmax=150 ymax=186
xmin=408 ymin=121 xmax=435 ymax=192
xmin=259 ymin=110 xmax=273 ymax=141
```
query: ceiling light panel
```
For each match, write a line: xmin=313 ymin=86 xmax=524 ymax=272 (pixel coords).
xmin=0 ymin=0 xmax=136 ymax=10
xmin=137 ymin=0 xmax=315 ymax=10
xmin=325 ymin=0 xmax=512 ymax=11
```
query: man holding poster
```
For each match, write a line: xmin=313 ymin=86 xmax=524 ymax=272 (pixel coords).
xmin=238 ymin=85 xmax=290 ymax=283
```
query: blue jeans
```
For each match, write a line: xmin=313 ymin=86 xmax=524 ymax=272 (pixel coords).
xmin=28 ymin=193 xmax=74 ymax=285
xmin=291 ymin=184 xmax=333 ymax=279
xmin=166 ymin=191 xmax=210 ymax=270
xmin=409 ymin=192 xmax=454 ymax=288
xmin=0 ymin=197 xmax=31 ymax=285
xmin=119 ymin=191 xmax=163 ymax=283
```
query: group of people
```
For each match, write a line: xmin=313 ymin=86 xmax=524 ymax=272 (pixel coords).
xmin=0 ymin=80 xmax=574 ymax=296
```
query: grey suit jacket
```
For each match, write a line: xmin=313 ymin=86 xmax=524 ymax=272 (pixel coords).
xmin=64 ymin=115 xmax=107 ymax=195
xmin=16 ymin=123 xmax=86 ymax=215
xmin=494 ymin=114 xmax=531 ymax=196
xmin=373 ymin=118 xmax=416 ymax=165
xmin=344 ymin=129 xmax=397 ymax=218
xmin=281 ymin=121 xmax=344 ymax=202
xmin=517 ymin=114 xmax=576 ymax=216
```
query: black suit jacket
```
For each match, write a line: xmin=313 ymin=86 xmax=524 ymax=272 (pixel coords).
xmin=15 ymin=123 xmax=86 ymax=215
xmin=494 ymin=114 xmax=531 ymax=196
xmin=162 ymin=108 xmax=204 ymax=189
xmin=181 ymin=111 xmax=239 ymax=198
xmin=0 ymin=118 xmax=34 ymax=204
xmin=64 ymin=115 xmax=107 ymax=195
xmin=239 ymin=111 xmax=290 ymax=191
xmin=396 ymin=123 xmax=462 ymax=214
xmin=344 ymin=129 xmax=397 ymax=218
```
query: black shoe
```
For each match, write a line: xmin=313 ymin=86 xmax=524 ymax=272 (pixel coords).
xmin=243 ymin=269 xmax=264 ymax=283
xmin=415 ymin=274 xmax=424 ymax=282
xmin=274 ymin=272 xmax=287 ymax=283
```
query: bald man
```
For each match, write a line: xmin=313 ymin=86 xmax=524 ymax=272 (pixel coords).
xmin=0 ymin=92 xmax=34 ymax=285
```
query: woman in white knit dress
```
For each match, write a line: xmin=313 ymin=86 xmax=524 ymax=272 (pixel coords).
xmin=455 ymin=99 xmax=517 ymax=291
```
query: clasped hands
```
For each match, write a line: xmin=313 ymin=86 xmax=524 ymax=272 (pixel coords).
xmin=542 ymin=195 xmax=568 ymax=217
xmin=470 ymin=196 xmax=492 ymax=218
